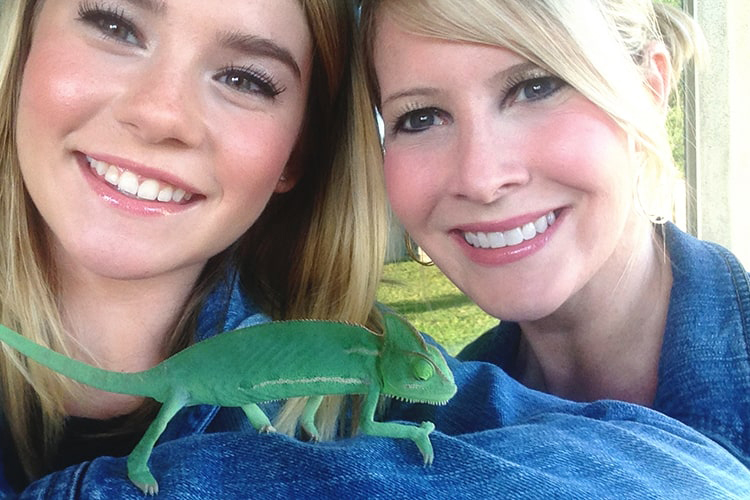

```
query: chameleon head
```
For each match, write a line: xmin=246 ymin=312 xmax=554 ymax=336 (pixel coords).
xmin=379 ymin=313 xmax=457 ymax=405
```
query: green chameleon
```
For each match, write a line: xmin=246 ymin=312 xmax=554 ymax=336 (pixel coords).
xmin=0 ymin=312 xmax=456 ymax=495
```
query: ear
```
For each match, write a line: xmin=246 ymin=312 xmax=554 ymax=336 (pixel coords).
xmin=274 ymin=171 xmax=298 ymax=194
xmin=643 ymin=41 xmax=672 ymax=115
xmin=273 ymin=141 xmax=305 ymax=194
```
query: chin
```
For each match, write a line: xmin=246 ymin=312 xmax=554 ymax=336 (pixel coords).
xmin=473 ymin=292 xmax=567 ymax=323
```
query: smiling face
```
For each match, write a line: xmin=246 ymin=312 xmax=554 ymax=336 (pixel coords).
xmin=15 ymin=0 xmax=312 ymax=282
xmin=374 ymin=14 xmax=644 ymax=322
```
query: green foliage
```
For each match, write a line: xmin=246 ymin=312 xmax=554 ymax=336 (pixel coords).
xmin=667 ymin=92 xmax=685 ymax=174
xmin=659 ymin=0 xmax=685 ymax=174
xmin=377 ymin=261 xmax=497 ymax=355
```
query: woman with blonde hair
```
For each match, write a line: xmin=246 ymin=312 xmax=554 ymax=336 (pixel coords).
xmin=0 ymin=0 xmax=386 ymax=493
xmin=361 ymin=0 xmax=749 ymax=467
xmin=4 ymin=0 xmax=750 ymax=496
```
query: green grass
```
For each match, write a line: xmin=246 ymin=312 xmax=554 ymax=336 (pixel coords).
xmin=376 ymin=260 xmax=497 ymax=355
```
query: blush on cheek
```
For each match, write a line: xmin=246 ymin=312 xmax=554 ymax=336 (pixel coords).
xmin=19 ymin=42 xmax=100 ymax=129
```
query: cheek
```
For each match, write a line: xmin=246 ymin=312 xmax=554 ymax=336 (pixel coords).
xmin=383 ymin=149 xmax=432 ymax=229
xmin=17 ymin=38 xmax=102 ymax=147
xmin=536 ymin=108 xmax=633 ymax=194
xmin=212 ymin=119 xmax=299 ymax=197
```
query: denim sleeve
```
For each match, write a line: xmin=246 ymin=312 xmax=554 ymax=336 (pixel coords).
xmin=15 ymin=358 xmax=750 ymax=499
xmin=15 ymin=415 xmax=750 ymax=500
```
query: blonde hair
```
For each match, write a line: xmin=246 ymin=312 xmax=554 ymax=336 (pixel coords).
xmin=360 ymin=0 xmax=705 ymax=219
xmin=0 ymin=0 xmax=387 ymax=479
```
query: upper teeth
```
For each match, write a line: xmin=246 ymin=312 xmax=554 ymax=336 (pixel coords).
xmin=464 ymin=211 xmax=556 ymax=249
xmin=87 ymin=156 xmax=193 ymax=203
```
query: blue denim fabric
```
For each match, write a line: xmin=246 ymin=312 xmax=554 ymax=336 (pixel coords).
xmin=12 ymin=356 xmax=750 ymax=498
xmin=5 ymin=264 xmax=750 ymax=498
xmin=459 ymin=223 xmax=750 ymax=466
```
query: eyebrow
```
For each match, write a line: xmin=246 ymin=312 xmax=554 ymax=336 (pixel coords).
xmin=381 ymin=87 xmax=439 ymax=108
xmin=124 ymin=0 xmax=166 ymax=14
xmin=218 ymin=32 xmax=302 ymax=79
xmin=380 ymin=61 xmax=543 ymax=108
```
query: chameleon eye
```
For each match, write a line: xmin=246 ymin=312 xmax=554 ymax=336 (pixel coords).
xmin=412 ymin=359 xmax=434 ymax=381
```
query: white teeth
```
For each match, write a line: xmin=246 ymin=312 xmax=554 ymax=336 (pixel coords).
xmin=504 ymin=228 xmax=524 ymax=246
xmin=521 ymin=222 xmax=536 ymax=240
xmin=137 ymin=179 xmax=160 ymax=201
xmin=104 ymin=165 xmax=120 ymax=186
xmin=117 ymin=171 xmax=139 ymax=195
xmin=172 ymin=189 xmax=186 ymax=203
xmin=488 ymin=231 xmax=505 ymax=248
xmin=91 ymin=159 xmax=108 ymax=176
xmin=86 ymin=156 xmax=194 ymax=203
xmin=477 ymin=232 xmax=490 ymax=248
xmin=463 ymin=210 xmax=557 ymax=249
xmin=157 ymin=186 xmax=174 ymax=202
xmin=534 ymin=214 xmax=549 ymax=233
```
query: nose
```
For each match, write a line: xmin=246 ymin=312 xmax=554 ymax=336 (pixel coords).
xmin=450 ymin=118 xmax=530 ymax=204
xmin=112 ymin=57 xmax=204 ymax=148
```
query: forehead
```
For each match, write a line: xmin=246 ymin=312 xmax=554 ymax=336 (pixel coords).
xmin=373 ymin=13 xmax=527 ymax=95
xmin=38 ymin=0 xmax=313 ymax=62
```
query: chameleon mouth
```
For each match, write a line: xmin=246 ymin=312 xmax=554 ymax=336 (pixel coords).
xmin=389 ymin=395 xmax=451 ymax=405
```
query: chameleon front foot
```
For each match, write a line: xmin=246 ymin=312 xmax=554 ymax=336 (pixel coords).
xmin=359 ymin=416 xmax=438 ymax=465
xmin=128 ymin=467 xmax=159 ymax=496
xmin=414 ymin=421 xmax=436 ymax=465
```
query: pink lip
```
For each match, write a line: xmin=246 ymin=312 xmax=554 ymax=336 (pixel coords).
xmin=76 ymin=152 xmax=201 ymax=216
xmin=457 ymin=209 xmax=558 ymax=234
xmin=453 ymin=208 xmax=566 ymax=267
xmin=84 ymin=152 xmax=199 ymax=193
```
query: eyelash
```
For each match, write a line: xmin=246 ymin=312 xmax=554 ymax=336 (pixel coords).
xmin=390 ymin=106 xmax=448 ymax=136
xmin=390 ymin=71 xmax=567 ymax=135
xmin=214 ymin=65 xmax=286 ymax=99
xmin=501 ymin=71 xmax=566 ymax=105
xmin=77 ymin=2 xmax=142 ymax=47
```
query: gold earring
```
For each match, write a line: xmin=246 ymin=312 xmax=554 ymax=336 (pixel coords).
xmin=404 ymin=232 xmax=434 ymax=267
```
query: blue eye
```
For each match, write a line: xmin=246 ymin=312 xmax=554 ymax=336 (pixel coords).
xmin=394 ymin=107 xmax=449 ymax=134
xmin=513 ymin=77 xmax=565 ymax=103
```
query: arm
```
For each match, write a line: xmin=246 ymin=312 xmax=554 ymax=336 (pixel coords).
xmin=16 ymin=408 xmax=750 ymax=499
xmin=14 ymin=358 xmax=750 ymax=499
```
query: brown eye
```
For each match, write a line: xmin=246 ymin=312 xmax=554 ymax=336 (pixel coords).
xmin=214 ymin=66 xmax=284 ymax=99
xmin=78 ymin=7 xmax=142 ymax=47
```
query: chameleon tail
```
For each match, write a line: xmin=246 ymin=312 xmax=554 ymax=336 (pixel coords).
xmin=0 ymin=323 xmax=162 ymax=400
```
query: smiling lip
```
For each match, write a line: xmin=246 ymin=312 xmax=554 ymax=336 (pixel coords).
xmin=77 ymin=152 xmax=201 ymax=216
xmin=455 ymin=209 xmax=564 ymax=266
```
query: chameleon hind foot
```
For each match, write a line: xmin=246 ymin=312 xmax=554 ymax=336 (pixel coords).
xmin=300 ymin=395 xmax=323 ymax=441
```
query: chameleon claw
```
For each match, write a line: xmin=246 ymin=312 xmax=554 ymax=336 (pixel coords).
xmin=301 ymin=421 xmax=322 ymax=442
xmin=416 ymin=421 xmax=436 ymax=466
xmin=260 ymin=424 xmax=277 ymax=434
xmin=130 ymin=470 xmax=159 ymax=496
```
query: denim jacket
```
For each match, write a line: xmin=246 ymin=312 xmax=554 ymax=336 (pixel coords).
xmin=459 ymin=223 xmax=750 ymax=466
xmin=5 ymin=266 xmax=750 ymax=498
